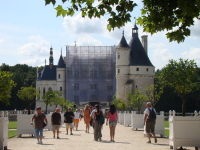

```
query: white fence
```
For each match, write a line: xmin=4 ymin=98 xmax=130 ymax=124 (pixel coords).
xmin=0 ymin=111 xmax=8 ymax=150
xmin=169 ymin=110 xmax=200 ymax=150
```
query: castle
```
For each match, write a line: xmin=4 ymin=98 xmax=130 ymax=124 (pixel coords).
xmin=36 ymin=24 xmax=155 ymax=111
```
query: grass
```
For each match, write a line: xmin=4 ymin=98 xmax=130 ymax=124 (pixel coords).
xmin=8 ymin=130 xmax=17 ymax=138
xmin=8 ymin=121 xmax=17 ymax=129
xmin=8 ymin=121 xmax=17 ymax=138
xmin=164 ymin=121 xmax=169 ymax=137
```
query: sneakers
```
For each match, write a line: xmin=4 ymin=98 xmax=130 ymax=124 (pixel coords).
xmin=38 ymin=140 xmax=43 ymax=144
xmin=70 ymin=133 xmax=73 ymax=135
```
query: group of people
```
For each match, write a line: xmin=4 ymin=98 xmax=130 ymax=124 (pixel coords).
xmin=31 ymin=102 xmax=157 ymax=144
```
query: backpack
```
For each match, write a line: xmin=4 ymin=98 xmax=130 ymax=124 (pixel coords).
xmin=147 ymin=108 xmax=156 ymax=121
xmin=98 ymin=111 xmax=105 ymax=125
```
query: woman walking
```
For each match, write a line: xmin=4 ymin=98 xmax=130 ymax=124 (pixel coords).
xmin=94 ymin=105 xmax=103 ymax=141
xmin=74 ymin=109 xmax=81 ymax=131
xmin=106 ymin=104 xmax=118 ymax=142
xmin=84 ymin=104 xmax=91 ymax=133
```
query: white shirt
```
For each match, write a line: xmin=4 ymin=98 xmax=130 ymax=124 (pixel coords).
xmin=74 ymin=112 xmax=81 ymax=119
xmin=90 ymin=109 xmax=97 ymax=119
xmin=144 ymin=107 xmax=156 ymax=116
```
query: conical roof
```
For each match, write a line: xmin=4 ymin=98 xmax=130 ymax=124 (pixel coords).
xmin=118 ymin=31 xmax=129 ymax=48
xmin=57 ymin=55 xmax=65 ymax=68
xmin=129 ymin=24 xmax=153 ymax=66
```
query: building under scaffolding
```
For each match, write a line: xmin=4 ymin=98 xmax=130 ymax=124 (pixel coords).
xmin=66 ymin=46 xmax=116 ymax=106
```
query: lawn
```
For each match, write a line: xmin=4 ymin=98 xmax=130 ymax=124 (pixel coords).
xmin=164 ymin=121 xmax=169 ymax=137
xmin=8 ymin=121 xmax=17 ymax=138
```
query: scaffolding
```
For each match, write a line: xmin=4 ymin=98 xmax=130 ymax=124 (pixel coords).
xmin=65 ymin=46 xmax=116 ymax=106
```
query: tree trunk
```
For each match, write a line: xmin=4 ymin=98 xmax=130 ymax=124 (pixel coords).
xmin=182 ymin=96 xmax=186 ymax=116
xmin=45 ymin=104 xmax=48 ymax=114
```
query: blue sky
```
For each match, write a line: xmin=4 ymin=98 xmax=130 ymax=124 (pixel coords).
xmin=0 ymin=0 xmax=200 ymax=70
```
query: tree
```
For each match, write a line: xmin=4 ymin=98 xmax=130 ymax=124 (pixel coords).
xmin=52 ymin=91 xmax=62 ymax=108
xmin=42 ymin=91 xmax=55 ymax=113
xmin=60 ymin=99 xmax=75 ymax=111
xmin=127 ymin=89 xmax=146 ymax=114
xmin=17 ymin=86 xmax=40 ymax=114
xmin=0 ymin=71 xmax=16 ymax=104
xmin=111 ymin=98 xmax=127 ymax=111
xmin=44 ymin=0 xmax=200 ymax=43
xmin=158 ymin=58 xmax=198 ymax=116
xmin=145 ymin=84 xmax=162 ymax=107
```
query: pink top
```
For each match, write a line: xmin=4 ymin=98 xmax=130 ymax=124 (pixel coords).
xmin=108 ymin=111 xmax=117 ymax=121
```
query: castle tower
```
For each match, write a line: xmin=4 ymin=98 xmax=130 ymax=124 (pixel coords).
xmin=116 ymin=24 xmax=155 ymax=102
xmin=56 ymin=49 xmax=66 ymax=99
xmin=49 ymin=46 xmax=54 ymax=69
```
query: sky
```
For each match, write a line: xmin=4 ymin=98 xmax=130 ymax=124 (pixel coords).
xmin=0 ymin=0 xmax=200 ymax=70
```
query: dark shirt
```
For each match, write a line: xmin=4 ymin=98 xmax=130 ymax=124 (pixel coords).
xmin=51 ymin=112 xmax=61 ymax=125
xmin=64 ymin=111 xmax=74 ymax=123
xmin=33 ymin=113 xmax=46 ymax=129
xmin=95 ymin=111 xmax=102 ymax=121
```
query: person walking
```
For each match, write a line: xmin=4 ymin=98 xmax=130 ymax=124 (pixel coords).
xmin=106 ymin=104 xmax=118 ymax=142
xmin=143 ymin=102 xmax=157 ymax=143
xmin=90 ymin=105 xmax=97 ymax=128
xmin=64 ymin=107 xmax=74 ymax=135
xmin=84 ymin=104 xmax=91 ymax=133
xmin=51 ymin=108 xmax=61 ymax=138
xmin=31 ymin=106 xmax=48 ymax=144
xmin=74 ymin=109 xmax=81 ymax=131
xmin=94 ymin=105 xmax=104 ymax=141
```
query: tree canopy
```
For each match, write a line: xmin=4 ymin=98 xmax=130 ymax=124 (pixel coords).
xmin=17 ymin=86 xmax=40 ymax=114
xmin=0 ymin=71 xmax=16 ymax=105
xmin=158 ymin=58 xmax=199 ymax=116
xmin=45 ymin=0 xmax=200 ymax=43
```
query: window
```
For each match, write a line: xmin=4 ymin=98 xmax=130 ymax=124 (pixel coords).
xmin=74 ymin=70 xmax=79 ymax=78
xmin=107 ymin=71 xmax=112 ymax=78
xmin=90 ymin=83 xmax=97 ymax=90
xmin=107 ymin=95 xmax=112 ymax=102
xmin=58 ymin=74 xmax=60 ymax=79
xmin=74 ymin=95 xmax=79 ymax=104
xmin=118 ymin=69 xmax=120 ymax=73
xmin=90 ymin=95 xmax=97 ymax=101
xmin=48 ymin=87 xmax=52 ymax=91
xmin=136 ymin=68 xmax=139 ymax=71
xmin=43 ymin=87 xmax=45 ymax=95
xmin=67 ymin=69 xmax=72 ymax=77
xmin=74 ymin=83 xmax=79 ymax=91
xmin=107 ymin=84 xmax=113 ymax=91
xmin=118 ymin=55 xmax=120 ymax=59
xmin=60 ymin=87 xmax=62 ymax=91
xmin=146 ymin=68 xmax=149 ymax=72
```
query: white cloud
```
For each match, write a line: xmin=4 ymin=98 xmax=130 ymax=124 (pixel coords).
xmin=190 ymin=19 xmax=200 ymax=38
xmin=182 ymin=47 xmax=200 ymax=67
xmin=16 ymin=35 xmax=50 ymax=66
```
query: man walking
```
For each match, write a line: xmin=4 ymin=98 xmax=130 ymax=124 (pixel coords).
xmin=51 ymin=108 xmax=61 ymax=138
xmin=143 ymin=102 xmax=157 ymax=143
xmin=31 ymin=106 xmax=48 ymax=144
xmin=64 ymin=107 xmax=74 ymax=135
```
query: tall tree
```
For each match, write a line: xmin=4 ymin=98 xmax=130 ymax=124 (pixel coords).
xmin=159 ymin=59 xmax=198 ymax=116
xmin=0 ymin=71 xmax=16 ymax=104
xmin=17 ymin=86 xmax=40 ymax=114
xmin=145 ymin=84 xmax=162 ymax=107
xmin=44 ymin=0 xmax=200 ymax=42
xmin=127 ymin=89 xmax=146 ymax=114
xmin=42 ymin=91 xmax=55 ymax=114
xmin=111 ymin=98 xmax=127 ymax=111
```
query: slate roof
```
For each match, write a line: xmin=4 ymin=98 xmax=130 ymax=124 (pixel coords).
xmin=38 ymin=65 xmax=57 ymax=80
xmin=57 ymin=55 xmax=66 ymax=68
xmin=129 ymin=25 xmax=153 ymax=66
xmin=118 ymin=32 xmax=129 ymax=48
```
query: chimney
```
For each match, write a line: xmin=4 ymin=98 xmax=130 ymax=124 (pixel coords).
xmin=141 ymin=35 xmax=148 ymax=54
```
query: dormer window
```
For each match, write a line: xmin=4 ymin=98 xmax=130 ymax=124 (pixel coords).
xmin=146 ymin=68 xmax=149 ymax=72
xmin=136 ymin=68 xmax=139 ymax=71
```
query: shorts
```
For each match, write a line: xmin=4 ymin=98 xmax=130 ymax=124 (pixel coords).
xmin=74 ymin=119 xmax=79 ymax=123
xmin=145 ymin=120 xmax=155 ymax=133
xmin=109 ymin=120 xmax=117 ymax=126
xmin=65 ymin=123 xmax=73 ymax=129
xmin=52 ymin=125 xmax=61 ymax=130
xmin=34 ymin=128 xmax=43 ymax=138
